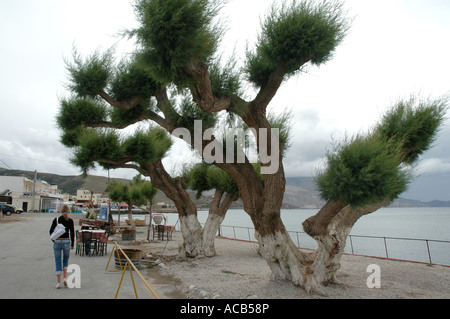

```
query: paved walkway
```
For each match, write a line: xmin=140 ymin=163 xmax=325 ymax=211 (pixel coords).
xmin=0 ymin=213 xmax=163 ymax=299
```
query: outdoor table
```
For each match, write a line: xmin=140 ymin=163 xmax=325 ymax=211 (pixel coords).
xmin=77 ymin=230 xmax=108 ymax=256
xmin=77 ymin=230 xmax=108 ymax=243
xmin=152 ymin=225 xmax=175 ymax=241
xmin=81 ymin=224 xmax=100 ymax=230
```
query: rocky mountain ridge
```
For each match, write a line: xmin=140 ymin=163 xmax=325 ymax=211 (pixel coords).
xmin=1 ymin=168 xmax=448 ymax=208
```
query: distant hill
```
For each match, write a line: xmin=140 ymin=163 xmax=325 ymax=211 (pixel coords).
xmin=0 ymin=168 xmax=200 ymax=206
xmin=389 ymin=197 xmax=450 ymax=208
xmin=0 ymin=168 xmax=448 ymax=208
xmin=0 ymin=168 xmax=130 ymax=195
xmin=285 ymin=176 xmax=450 ymax=208
xmin=284 ymin=177 xmax=325 ymax=209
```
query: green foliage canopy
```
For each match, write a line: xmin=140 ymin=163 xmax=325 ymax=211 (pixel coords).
xmin=315 ymin=134 xmax=410 ymax=207
xmin=106 ymin=175 xmax=158 ymax=207
xmin=166 ymin=95 xmax=218 ymax=132
xmin=131 ymin=0 xmax=224 ymax=86
xmin=65 ymin=48 xmax=114 ymax=98
xmin=183 ymin=162 xmax=239 ymax=199
xmin=374 ymin=96 xmax=449 ymax=164
xmin=110 ymin=59 xmax=161 ymax=101
xmin=68 ymin=126 xmax=173 ymax=175
xmin=70 ymin=129 xmax=123 ymax=174
xmin=58 ymin=0 xmax=351 ymax=182
xmin=57 ymin=98 xmax=108 ymax=131
xmin=245 ymin=0 xmax=350 ymax=87
xmin=316 ymin=96 xmax=448 ymax=207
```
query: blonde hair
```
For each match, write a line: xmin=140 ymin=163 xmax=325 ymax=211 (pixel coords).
xmin=61 ymin=205 xmax=70 ymax=215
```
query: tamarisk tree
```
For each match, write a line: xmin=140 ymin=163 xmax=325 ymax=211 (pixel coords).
xmin=183 ymin=162 xmax=240 ymax=256
xmin=122 ymin=0 xmax=348 ymax=292
xmin=106 ymin=174 xmax=158 ymax=230
xmin=301 ymin=96 xmax=448 ymax=293
xmin=56 ymin=0 xmax=448 ymax=294
xmin=57 ymin=93 xmax=220 ymax=256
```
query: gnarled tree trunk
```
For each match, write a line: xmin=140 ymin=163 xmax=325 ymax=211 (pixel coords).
xmin=202 ymin=190 xmax=238 ymax=257
xmin=144 ymin=160 xmax=205 ymax=257
xmin=228 ymin=156 xmax=323 ymax=293
xmin=303 ymin=199 xmax=390 ymax=289
xmin=179 ymin=213 xmax=204 ymax=257
xmin=254 ymin=221 xmax=310 ymax=286
xmin=143 ymin=159 xmax=239 ymax=258
xmin=127 ymin=204 xmax=136 ymax=230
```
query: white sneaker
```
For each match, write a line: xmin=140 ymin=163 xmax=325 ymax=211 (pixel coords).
xmin=63 ymin=279 xmax=68 ymax=287
xmin=56 ymin=283 xmax=61 ymax=289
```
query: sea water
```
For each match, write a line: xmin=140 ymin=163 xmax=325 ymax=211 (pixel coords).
xmin=116 ymin=207 xmax=450 ymax=265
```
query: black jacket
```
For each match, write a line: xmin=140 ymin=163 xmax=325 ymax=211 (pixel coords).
xmin=49 ymin=216 xmax=75 ymax=247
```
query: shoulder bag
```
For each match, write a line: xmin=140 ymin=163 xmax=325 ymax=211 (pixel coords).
xmin=50 ymin=217 xmax=66 ymax=241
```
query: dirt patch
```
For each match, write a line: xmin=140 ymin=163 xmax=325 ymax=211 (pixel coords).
xmin=0 ymin=215 xmax=28 ymax=223
xmin=144 ymin=266 xmax=188 ymax=299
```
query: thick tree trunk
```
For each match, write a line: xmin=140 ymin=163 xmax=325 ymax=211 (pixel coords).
xmin=254 ymin=223 xmax=309 ymax=286
xmin=202 ymin=191 xmax=238 ymax=257
xmin=127 ymin=205 xmax=136 ymax=230
xmin=202 ymin=213 xmax=224 ymax=257
xmin=250 ymin=197 xmax=390 ymax=295
xmin=231 ymin=156 xmax=324 ymax=293
xmin=179 ymin=214 xmax=204 ymax=257
xmin=214 ymin=110 xmax=324 ymax=291
xmin=144 ymin=160 xmax=205 ymax=257
xmin=303 ymin=199 xmax=390 ymax=289
xmin=142 ymin=160 xmax=239 ymax=258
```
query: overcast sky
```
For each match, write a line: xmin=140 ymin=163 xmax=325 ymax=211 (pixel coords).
xmin=0 ymin=0 xmax=449 ymax=201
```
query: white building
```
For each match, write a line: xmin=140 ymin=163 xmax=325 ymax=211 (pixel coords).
xmin=0 ymin=176 xmax=34 ymax=194
xmin=76 ymin=189 xmax=109 ymax=207
xmin=0 ymin=176 xmax=66 ymax=212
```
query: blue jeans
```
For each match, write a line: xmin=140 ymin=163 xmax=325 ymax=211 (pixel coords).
xmin=53 ymin=239 xmax=71 ymax=275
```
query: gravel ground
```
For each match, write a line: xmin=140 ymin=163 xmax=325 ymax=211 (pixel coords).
xmin=6 ymin=213 xmax=446 ymax=299
xmin=132 ymin=230 xmax=450 ymax=299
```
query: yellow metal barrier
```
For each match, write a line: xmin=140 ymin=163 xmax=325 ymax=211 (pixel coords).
xmin=105 ymin=241 xmax=160 ymax=299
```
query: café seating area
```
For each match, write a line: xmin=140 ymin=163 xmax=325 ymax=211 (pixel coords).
xmin=152 ymin=224 xmax=176 ymax=241
xmin=75 ymin=229 xmax=109 ymax=256
xmin=151 ymin=213 xmax=175 ymax=241
xmin=74 ymin=214 xmax=176 ymax=257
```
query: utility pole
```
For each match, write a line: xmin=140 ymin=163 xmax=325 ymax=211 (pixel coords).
xmin=31 ymin=170 xmax=37 ymax=212
xmin=107 ymin=169 xmax=113 ymax=225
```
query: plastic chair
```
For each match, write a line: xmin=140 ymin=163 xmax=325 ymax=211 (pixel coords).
xmin=75 ymin=230 xmax=81 ymax=255
xmin=102 ymin=223 xmax=111 ymax=236
xmin=97 ymin=233 xmax=109 ymax=256
xmin=154 ymin=224 xmax=166 ymax=240
xmin=81 ymin=231 xmax=97 ymax=256
xmin=152 ymin=214 xmax=167 ymax=240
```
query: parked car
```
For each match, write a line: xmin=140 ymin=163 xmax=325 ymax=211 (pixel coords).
xmin=0 ymin=203 xmax=15 ymax=216
xmin=9 ymin=204 xmax=23 ymax=214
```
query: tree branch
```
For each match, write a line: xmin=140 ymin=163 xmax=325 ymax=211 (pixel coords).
xmin=142 ymin=159 xmax=197 ymax=219
xmin=249 ymin=56 xmax=312 ymax=114
xmin=210 ymin=189 xmax=225 ymax=211
xmin=187 ymin=61 xmax=231 ymax=113
xmin=250 ymin=65 xmax=288 ymax=112
xmin=98 ymin=91 xmax=143 ymax=110
xmin=219 ymin=192 xmax=239 ymax=209
xmin=87 ymin=110 xmax=174 ymax=133
xmin=302 ymin=199 xmax=346 ymax=237
xmin=96 ymin=157 xmax=148 ymax=176
xmin=154 ymin=89 xmax=171 ymax=115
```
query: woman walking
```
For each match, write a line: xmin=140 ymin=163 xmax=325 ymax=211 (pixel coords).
xmin=49 ymin=205 xmax=75 ymax=289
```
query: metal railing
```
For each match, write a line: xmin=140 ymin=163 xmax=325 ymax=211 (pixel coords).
xmin=215 ymin=224 xmax=450 ymax=266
